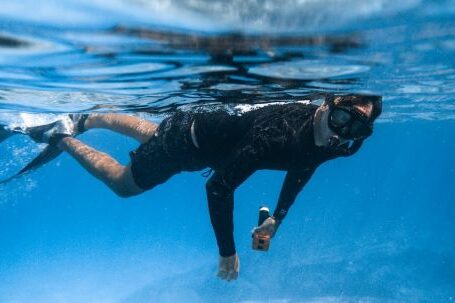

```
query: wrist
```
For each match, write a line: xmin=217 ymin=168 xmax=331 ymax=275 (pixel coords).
xmin=272 ymin=208 xmax=287 ymax=223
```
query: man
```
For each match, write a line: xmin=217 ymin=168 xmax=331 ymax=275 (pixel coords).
xmin=24 ymin=94 xmax=382 ymax=281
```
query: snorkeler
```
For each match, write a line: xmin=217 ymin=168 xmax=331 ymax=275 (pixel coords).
xmin=2 ymin=94 xmax=382 ymax=281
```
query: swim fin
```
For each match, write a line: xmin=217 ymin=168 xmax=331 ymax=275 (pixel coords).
xmin=0 ymin=124 xmax=18 ymax=143
xmin=0 ymin=144 xmax=62 ymax=185
xmin=0 ymin=122 xmax=63 ymax=185
xmin=0 ymin=122 xmax=54 ymax=143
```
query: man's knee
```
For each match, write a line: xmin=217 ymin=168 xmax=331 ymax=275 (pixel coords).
xmin=110 ymin=166 xmax=144 ymax=198
xmin=112 ymin=186 xmax=138 ymax=198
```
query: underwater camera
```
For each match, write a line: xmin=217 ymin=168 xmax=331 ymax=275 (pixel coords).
xmin=252 ymin=206 xmax=271 ymax=251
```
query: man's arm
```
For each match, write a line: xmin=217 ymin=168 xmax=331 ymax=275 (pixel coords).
xmin=205 ymin=146 xmax=258 ymax=257
xmin=206 ymin=145 xmax=259 ymax=281
xmin=272 ymin=166 xmax=317 ymax=223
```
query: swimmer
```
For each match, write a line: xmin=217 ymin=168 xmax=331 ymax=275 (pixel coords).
xmin=7 ymin=94 xmax=382 ymax=281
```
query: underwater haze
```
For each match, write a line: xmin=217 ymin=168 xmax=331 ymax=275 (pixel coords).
xmin=0 ymin=0 xmax=454 ymax=302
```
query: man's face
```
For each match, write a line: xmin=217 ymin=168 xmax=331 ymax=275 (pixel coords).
xmin=314 ymin=100 xmax=374 ymax=148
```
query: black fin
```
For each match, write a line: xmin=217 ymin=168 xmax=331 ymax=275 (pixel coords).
xmin=0 ymin=124 xmax=14 ymax=143
xmin=0 ymin=145 xmax=62 ymax=185
xmin=1 ymin=121 xmax=59 ymax=143
xmin=24 ymin=121 xmax=58 ymax=142
xmin=0 ymin=121 xmax=65 ymax=184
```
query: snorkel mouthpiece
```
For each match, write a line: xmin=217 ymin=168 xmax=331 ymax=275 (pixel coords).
xmin=328 ymin=135 xmax=341 ymax=148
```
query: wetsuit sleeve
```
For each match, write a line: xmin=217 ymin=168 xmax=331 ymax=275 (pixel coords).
xmin=205 ymin=146 xmax=258 ymax=257
xmin=272 ymin=166 xmax=316 ymax=222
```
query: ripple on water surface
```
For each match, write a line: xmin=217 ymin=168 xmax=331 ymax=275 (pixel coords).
xmin=0 ymin=1 xmax=453 ymax=122
xmin=249 ymin=59 xmax=371 ymax=80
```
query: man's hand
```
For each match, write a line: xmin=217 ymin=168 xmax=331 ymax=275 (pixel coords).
xmin=252 ymin=216 xmax=278 ymax=238
xmin=217 ymin=253 xmax=240 ymax=281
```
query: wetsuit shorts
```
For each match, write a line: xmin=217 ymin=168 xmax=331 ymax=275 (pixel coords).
xmin=129 ymin=111 xmax=206 ymax=190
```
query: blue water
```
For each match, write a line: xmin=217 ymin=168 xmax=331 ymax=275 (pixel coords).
xmin=0 ymin=1 xmax=454 ymax=302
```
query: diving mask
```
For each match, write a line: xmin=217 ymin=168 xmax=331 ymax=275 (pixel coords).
xmin=328 ymin=106 xmax=372 ymax=140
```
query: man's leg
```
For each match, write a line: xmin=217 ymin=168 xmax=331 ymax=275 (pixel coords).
xmin=57 ymin=137 xmax=144 ymax=197
xmin=84 ymin=114 xmax=158 ymax=143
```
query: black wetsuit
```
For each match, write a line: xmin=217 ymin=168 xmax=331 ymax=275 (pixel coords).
xmin=130 ymin=103 xmax=346 ymax=257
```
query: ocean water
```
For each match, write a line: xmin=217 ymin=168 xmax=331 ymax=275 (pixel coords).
xmin=0 ymin=1 xmax=454 ymax=302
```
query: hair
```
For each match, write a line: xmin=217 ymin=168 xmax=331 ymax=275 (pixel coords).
xmin=326 ymin=94 xmax=382 ymax=122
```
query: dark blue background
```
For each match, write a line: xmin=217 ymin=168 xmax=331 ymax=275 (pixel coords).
xmin=1 ymin=120 xmax=454 ymax=302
